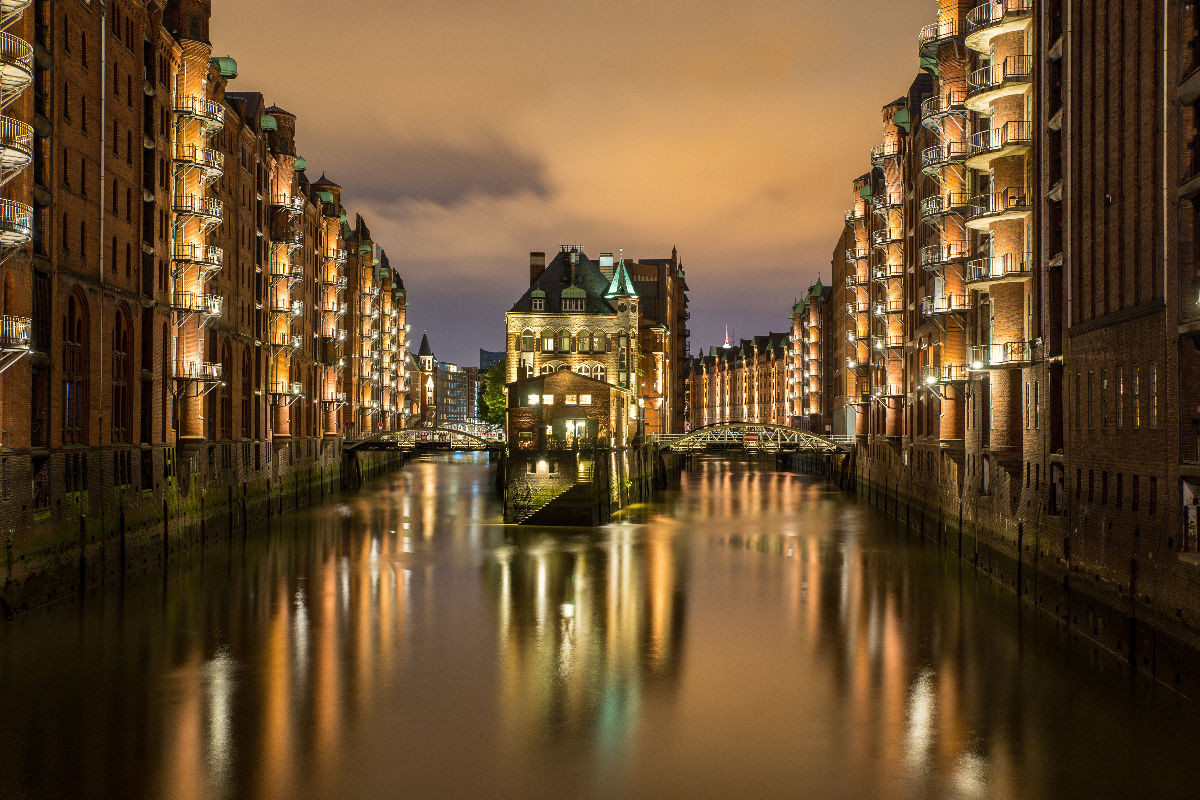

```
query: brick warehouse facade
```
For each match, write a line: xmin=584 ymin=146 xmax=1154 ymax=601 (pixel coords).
xmin=771 ymin=0 xmax=1200 ymax=692
xmin=0 ymin=0 xmax=413 ymax=605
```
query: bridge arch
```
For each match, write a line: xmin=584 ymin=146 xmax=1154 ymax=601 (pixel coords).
xmin=661 ymin=422 xmax=848 ymax=453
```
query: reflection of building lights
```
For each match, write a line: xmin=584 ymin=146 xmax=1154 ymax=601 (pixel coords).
xmin=560 ymin=602 xmax=575 ymax=618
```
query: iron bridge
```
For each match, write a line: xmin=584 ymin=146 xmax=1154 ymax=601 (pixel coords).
xmin=653 ymin=422 xmax=852 ymax=453
xmin=346 ymin=423 xmax=505 ymax=452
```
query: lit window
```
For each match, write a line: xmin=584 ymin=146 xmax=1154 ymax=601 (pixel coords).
xmin=579 ymin=394 xmax=592 ymax=406
xmin=542 ymin=394 xmax=554 ymax=405
xmin=565 ymin=394 xmax=578 ymax=405
xmin=527 ymin=394 xmax=540 ymax=405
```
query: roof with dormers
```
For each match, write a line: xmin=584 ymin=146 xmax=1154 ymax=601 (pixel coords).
xmin=509 ymin=250 xmax=619 ymax=315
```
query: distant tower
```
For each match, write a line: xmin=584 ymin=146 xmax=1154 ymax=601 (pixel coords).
xmin=723 ymin=325 xmax=732 ymax=349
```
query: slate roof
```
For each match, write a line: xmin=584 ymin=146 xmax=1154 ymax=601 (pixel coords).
xmin=418 ymin=332 xmax=433 ymax=357
xmin=509 ymin=250 xmax=618 ymax=315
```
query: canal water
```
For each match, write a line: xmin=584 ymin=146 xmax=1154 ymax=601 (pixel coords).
xmin=1 ymin=455 xmax=1199 ymax=800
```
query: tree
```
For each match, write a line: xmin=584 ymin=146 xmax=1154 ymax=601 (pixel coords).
xmin=478 ymin=362 xmax=507 ymax=426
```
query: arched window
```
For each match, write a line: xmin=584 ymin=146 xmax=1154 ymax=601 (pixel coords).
xmin=593 ymin=364 xmax=607 ymax=383
xmin=220 ymin=341 xmax=233 ymax=439
xmin=540 ymin=363 xmax=556 ymax=375
xmin=111 ymin=307 xmax=131 ymax=443
xmin=541 ymin=329 xmax=554 ymax=353
xmin=594 ymin=331 xmax=606 ymax=353
xmin=577 ymin=329 xmax=590 ymax=353
xmin=63 ymin=294 xmax=89 ymax=444
xmin=558 ymin=329 xmax=570 ymax=353
xmin=521 ymin=329 xmax=535 ymax=352
xmin=241 ymin=348 xmax=253 ymax=439
xmin=575 ymin=363 xmax=592 ymax=378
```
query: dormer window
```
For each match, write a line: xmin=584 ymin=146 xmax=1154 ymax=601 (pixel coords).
xmin=532 ymin=297 xmax=544 ymax=311
xmin=561 ymin=298 xmax=585 ymax=312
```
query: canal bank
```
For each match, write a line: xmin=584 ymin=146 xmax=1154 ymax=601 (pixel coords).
xmin=786 ymin=442 xmax=1200 ymax=702
xmin=0 ymin=447 xmax=407 ymax=617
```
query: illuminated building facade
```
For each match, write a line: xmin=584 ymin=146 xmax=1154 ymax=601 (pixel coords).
xmin=685 ymin=333 xmax=789 ymax=429
xmin=0 ymin=0 xmax=412 ymax=571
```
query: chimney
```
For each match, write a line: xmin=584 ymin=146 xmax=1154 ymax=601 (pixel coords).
xmin=529 ymin=251 xmax=546 ymax=286
xmin=599 ymin=252 xmax=615 ymax=281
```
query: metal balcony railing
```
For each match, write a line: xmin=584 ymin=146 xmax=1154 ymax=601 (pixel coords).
xmin=966 ymin=251 xmax=1034 ymax=283
xmin=268 ymin=257 xmax=303 ymax=282
xmin=874 ymin=299 xmax=904 ymax=316
xmin=920 ymin=86 xmax=968 ymax=127
xmin=966 ymin=0 xmax=1034 ymax=38
xmin=845 ymin=247 xmax=869 ymax=264
xmin=325 ymin=248 xmax=348 ymax=264
xmin=969 ymin=187 xmax=1032 ymax=221
xmin=872 ymin=227 xmax=903 ymax=248
xmin=873 ymin=335 xmax=904 ymax=351
xmin=176 ymin=361 xmax=223 ymax=382
xmin=173 ymin=143 xmax=224 ymax=174
xmin=967 ymin=55 xmax=1034 ymax=98
xmin=870 ymin=140 xmax=903 ymax=167
xmin=173 ymin=193 xmax=223 ymax=221
xmin=846 ymin=300 xmax=869 ymax=317
xmin=171 ymin=291 xmax=222 ymax=317
xmin=969 ymin=120 xmax=1033 ymax=158
xmin=921 ymin=140 xmax=970 ymax=172
xmin=845 ymin=273 xmax=867 ymax=290
xmin=0 ymin=197 xmax=30 ymax=245
xmin=968 ymin=341 xmax=1033 ymax=369
xmin=0 ymin=115 xmax=33 ymax=174
xmin=921 ymin=363 xmax=969 ymax=384
xmin=268 ymin=332 xmax=301 ymax=350
xmin=173 ymin=243 xmax=223 ymax=270
xmin=0 ymin=31 xmax=34 ymax=96
xmin=174 ymin=94 xmax=224 ymax=127
xmin=845 ymin=206 xmax=867 ymax=224
xmin=0 ymin=313 xmax=30 ymax=350
xmin=871 ymin=192 xmax=904 ymax=214
xmin=920 ymin=241 xmax=970 ymax=269
xmin=918 ymin=18 xmax=960 ymax=54
xmin=873 ymin=262 xmax=905 ymax=282
xmin=921 ymin=294 xmax=970 ymax=315
xmin=919 ymin=192 xmax=971 ymax=219
xmin=268 ymin=298 xmax=304 ymax=316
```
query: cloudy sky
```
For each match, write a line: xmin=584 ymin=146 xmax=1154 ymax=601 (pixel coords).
xmin=213 ymin=0 xmax=932 ymax=366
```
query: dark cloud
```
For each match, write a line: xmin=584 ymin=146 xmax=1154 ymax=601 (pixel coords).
xmin=323 ymin=135 xmax=551 ymax=209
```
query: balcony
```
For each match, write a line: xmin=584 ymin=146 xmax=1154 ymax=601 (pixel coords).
xmin=268 ymin=298 xmax=304 ymax=317
xmin=921 ymin=293 xmax=970 ymax=316
xmin=873 ymin=384 xmax=905 ymax=399
xmin=323 ymin=392 xmax=348 ymax=406
xmin=873 ymin=334 xmax=904 ymax=351
xmin=918 ymin=18 xmax=960 ymax=56
xmin=966 ymin=120 xmax=1033 ymax=169
xmin=968 ymin=341 xmax=1032 ymax=370
xmin=845 ymin=206 xmax=867 ymax=225
xmin=322 ymin=300 xmax=348 ymax=316
xmin=176 ymin=361 xmax=223 ymax=383
xmin=965 ymin=251 xmax=1034 ymax=288
xmin=871 ymin=227 xmax=903 ymax=249
xmin=267 ymin=331 xmax=301 ymax=351
xmin=920 ymin=141 xmax=969 ymax=173
xmin=846 ymin=300 xmax=869 ymax=317
xmin=845 ymin=247 xmax=869 ymax=264
xmin=174 ymin=94 xmax=224 ymax=130
xmin=965 ymin=0 xmax=1034 ymax=52
xmin=325 ymin=248 xmax=348 ymax=264
xmin=173 ymin=143 xmax=224 ymax=178
xmin=920 ymin=241 xmax=970 ymax=270
xmin=0 ymin=116 xmax=33 ymax=173
xmin=920 ymin=86 xmax=968 ymax=129
xmin=921 ymin=363 xmax=969 ymax=385
xmin=919 ymin=191 xmax=971 ymax=222
xmin=268 ymin=256 xmax=303 ymax=283
xmin=276 ymin=229 xmax=304 ymax=249
xmin=874 ymin=299 xmax=904 ymax=317
xmin=0 ymin=32 xmax=33 ymax=99
xmin=872 ymin=262 xmax=904 ymax=282
xmin=846 ymin=328 xmax=868 ymax=343
xmin=173 ymin=243 xmax=223 ymax=274
xmin=171 ymin=291 xmax=222 ymax=318
xmin=0 ymin=197 xmax=32 ymax=245
xmin=967 ymin=188 xmax=1032 ymax=229
xmin=268 ymin=381 xmax=304 ymax=405
xmin=870 ymin=140 xmax=903 ymax=167
xmin=845 ymin=273 xmax=867 ymax=289
xmin=272 ymin=193 xmax=306 ymax=216
xmin=966 ymin=55 xmax=1033 ymax=111
xmin=173 ymin=193 xmax=223 ymax=223
xmin=846 ymin=357 xmax=868 ymax=372
xmin=871 ymin=192 xmax=904 ymax=215
xmin=0 ymin=313 xmax=30 ymax=351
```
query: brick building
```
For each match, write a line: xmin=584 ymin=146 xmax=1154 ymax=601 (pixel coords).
xmin=685 ymin=332 xmax=789 ymax=430
xmin=790 ymin=0 xmax=1200 ymax=678
xmin=0 ymin=0 xmax=412 ymax=564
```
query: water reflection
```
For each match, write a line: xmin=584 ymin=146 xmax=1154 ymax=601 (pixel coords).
xmin=0 ymin=454 xmax=1197 ymax=799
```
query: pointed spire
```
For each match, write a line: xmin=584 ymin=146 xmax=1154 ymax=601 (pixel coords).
xmin=418 ymin=330 xmax=433 ymax=358
xmin=604 ymin=252 xmax=638 ymax=299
